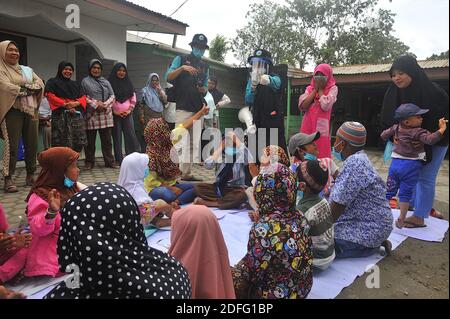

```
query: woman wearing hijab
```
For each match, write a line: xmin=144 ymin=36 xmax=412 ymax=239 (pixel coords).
xmin=143 ymin=118 xmax=196 ymax=205
xmin=232 ymin=146 xmax=313 ymax=299
xmin=298 ymin=64 xmax=338 ymax=159
xmin=81 ymin=59 xmax=116 ymax=170
xmin=117 ymin=152 xmax=175 ymax=229
xmin=44 ymin=182 xmax=192 ymax=299
xmin=0 ymin=147 xmax=82 ymax=282
xmin=381 ymin=55 xmax=449 ymax=226
xmin=169 ymin=205 xmax=236 ymax=299
xmin=0 ymin=40 xmax=44 ymax=192
xmin=45 ymin=61 xmax=87 ymax=152
xmin=134 ymin=73 xmax=167 ymax=151
xmin=108 ymin=63 xmax=140 ymax=164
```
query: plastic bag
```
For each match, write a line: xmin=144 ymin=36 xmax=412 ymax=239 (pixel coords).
xmin=383 ymin=140 xmax=394 ymax=164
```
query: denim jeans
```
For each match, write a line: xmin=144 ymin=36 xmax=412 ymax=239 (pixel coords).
xmin=149 ymin=183 xmax=196 ymax=204
xmin=334 ymin=238 xmax=379 ymax=259
xmin=412 ymin=145 xmax=449 ymax=219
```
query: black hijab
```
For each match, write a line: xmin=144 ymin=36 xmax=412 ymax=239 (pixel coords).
xmin=381 ymin=55 xmax=449 ymax=145
xmin=44 ymin=61 xmax=83 ymax=100
xmin=44 ymin=182 xmax=192 ymax=299
xmin=108 ymin=62 xmax=135 ymax=103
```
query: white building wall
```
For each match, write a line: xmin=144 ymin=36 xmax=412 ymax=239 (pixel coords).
xmin=0 ymin=0 xmax=127 ymax=62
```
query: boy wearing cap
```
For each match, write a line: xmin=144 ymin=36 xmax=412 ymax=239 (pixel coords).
xmin=288 ymin=131 xmax=339 ymax=197
xmin=166 ymin=34 xmax=210 ymax=181
xmin=297 ymin=160 xmax=335 ymax=270
xmin=381 ymin=103 xmax=447 ymax=228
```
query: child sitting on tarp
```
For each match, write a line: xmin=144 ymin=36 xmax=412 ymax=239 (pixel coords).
xmin=193 ymin=131 xmax=253 ymax=210
xmin=117 ymin=152 xmax=177 ymax=229
xmin=296 ymin=160 xmax=335 ymax=270
xmin=0 ymin=204 xmax=32 ymax=284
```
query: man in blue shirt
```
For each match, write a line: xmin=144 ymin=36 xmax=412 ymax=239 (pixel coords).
xmin=166 ymin=34 xmax=210 ymax=181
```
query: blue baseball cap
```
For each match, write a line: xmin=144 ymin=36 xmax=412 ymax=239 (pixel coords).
xmin=394 ymin=103 xmax=429 ymax=121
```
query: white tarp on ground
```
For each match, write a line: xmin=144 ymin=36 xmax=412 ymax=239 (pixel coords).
xmin=13 ymin=209 xmax=449 ymax=299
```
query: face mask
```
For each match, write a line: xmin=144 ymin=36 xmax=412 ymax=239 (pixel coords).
xmin=192 ymin=48 xmax=205 ymax=58
xmin=144 ymin=167 xmax=150 ymax=178
xmin=303 ymin=153 xmax=317 ymax=161
xmin=332 ymin=147 xmax=344 ymax=162
xmin=224 ymin=147 xmax=237 ymax=156
xmin=297 ymin=190 xmax=304 ymax=202
xmin=64 ymin=176 xmax=75 ymax=188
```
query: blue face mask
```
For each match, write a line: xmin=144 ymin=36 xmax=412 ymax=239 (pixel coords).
xmin=297 ymin=190 xmax=304 ymax=202
xmin=332 ymin=147 xmax=344 ymax=162
xmin=303 ymin=153 xmax=317 ymax=161
xmin=64 ymin=176 xmax=75 ymax=188
xmin=224 ymin=147 xmax=237 ymax=156
xmin=192 ymin=48 xmax=205 ymax=58
xmin=144 ymin=167 xmax=150 ymax=178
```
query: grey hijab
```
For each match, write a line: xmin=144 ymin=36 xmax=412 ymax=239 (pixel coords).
xmin=81 ymin=59 xmax=114 ymax=102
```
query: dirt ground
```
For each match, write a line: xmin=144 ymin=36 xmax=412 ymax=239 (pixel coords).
xmin=337 ymin=214 xmax=449 ymax=299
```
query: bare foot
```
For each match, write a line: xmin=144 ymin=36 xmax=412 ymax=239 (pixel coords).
xmin=153 ymin=217 xmax=171 ymax=229
xmin=193 ymin=197 xmax=206 ymax=205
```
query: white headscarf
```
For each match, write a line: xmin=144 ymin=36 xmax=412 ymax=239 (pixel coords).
xmin=117 ymin=153 xmax=152 ymax=205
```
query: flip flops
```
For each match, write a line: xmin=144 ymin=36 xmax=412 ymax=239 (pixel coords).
xmin=403 ymin=220 xmax=427 ymax=228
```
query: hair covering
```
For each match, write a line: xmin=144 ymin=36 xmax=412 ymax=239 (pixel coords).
xmin=336 ymin=122 xmax=367 ymax=147
xmin=169 ymin=205 xmax=236 ymax=299
xmin=81 ymin=59 xmax=114 ymax=102
xmin=44 ymin=182 xmax=191 ymax=299
xmin=0 ymin=40 xmax=44 ymax=123
xmin=236 ymin=163 xmax=313 ymax=299
xmin=117 ymin=153 xmax=152 ymax=205
xmin=0 ymin=203 xmax=8 ymax=232
xmin=107 ymin=62 xmax=134 ymax=103
xmin=44 ymin=61 xmax=83 ymax=100
xmin=297 ymin=160 xmax=329 ymax=193
xmin=144 ymin=118 xmax=181 ymax=179
xmin=305 ymin=64 xmax=336 ymax=96
xmin=27 ymin=147 xmax=79 ymax=208
xmin=381 ymin=55 xmax=449 ymax=148
xmin=141 ymin=73 xmax=164 ymax=113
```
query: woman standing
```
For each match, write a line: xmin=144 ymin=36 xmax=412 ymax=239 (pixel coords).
xmin=44 ymin=61 xmax=87 ymax=153
xmin=381 ymin=55 xmax=449 ymax=227
xmin=299 ymin=64 xmax=338 ymax=159
xmin=108 ymin=62 xmax=140 ymax=164
xmin=0 ymin=40 xmax=44 ymax=192
xmin=81 ymin=59 xmax=116 ymax=170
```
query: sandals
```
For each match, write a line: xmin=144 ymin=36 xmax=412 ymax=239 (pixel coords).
xmin=429 ymin=208 xmax=444 ymax=220
xmin=4 ymin=178 xmax=18 ymax=193
xmin=403 ymin=220 xmax=427 ymax=229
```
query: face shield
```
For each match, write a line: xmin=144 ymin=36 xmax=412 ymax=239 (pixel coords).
xmin=250 ymin=58 xmax=270 ymax=86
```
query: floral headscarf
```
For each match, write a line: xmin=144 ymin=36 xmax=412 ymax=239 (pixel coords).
xmin=144 ymin=118 xmax=181 ymax=179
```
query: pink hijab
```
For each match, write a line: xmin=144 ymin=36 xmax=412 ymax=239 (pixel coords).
xmin=169 ymin=205 xmax=236 ymax=299
xmin=306 ymin=63 xmax=336 ymax=95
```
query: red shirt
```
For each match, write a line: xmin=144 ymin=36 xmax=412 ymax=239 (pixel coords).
xmin=45 ymin=92 xmax=87 ymax=112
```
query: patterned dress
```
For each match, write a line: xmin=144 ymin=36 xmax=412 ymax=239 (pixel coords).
xmin=233 ymin=149 xmax=313 ymax=299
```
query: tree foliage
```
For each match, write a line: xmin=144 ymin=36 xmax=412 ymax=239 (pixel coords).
xmin=426 ymin=50 xmax=449 ymax=61
xmin=209 ymin=35 xmax=230 ymax=62
xmin=232 ymin=0 xmax=412 ymax=68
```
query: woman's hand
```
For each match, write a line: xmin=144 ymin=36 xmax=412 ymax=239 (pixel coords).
xmin=0 ymin=234 xmax=15 ymax=253
xmin=248 ymin=211 xmax=260 ymax=222
xmin=48 ymin=189 xmax=61 ymax=212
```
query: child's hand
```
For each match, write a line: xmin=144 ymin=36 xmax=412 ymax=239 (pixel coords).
xmin=48 ymin=189 xmax=61 ymax=212
xmin=13 ymin=229 xmax=32 ymax=249
xmin=438 ymin=118 xmax=448 ymax=132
